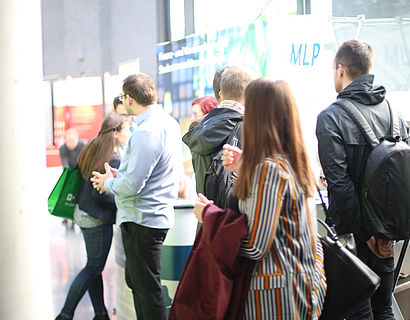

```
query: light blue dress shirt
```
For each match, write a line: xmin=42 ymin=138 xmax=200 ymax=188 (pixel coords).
xmin=104 ymin=105 xmax=182 ymax=229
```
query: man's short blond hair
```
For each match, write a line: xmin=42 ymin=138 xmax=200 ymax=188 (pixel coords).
xmin=220 ymin=66 xmax=252 ymax=103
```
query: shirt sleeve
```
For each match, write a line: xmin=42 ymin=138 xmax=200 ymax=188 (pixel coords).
xmin=240 ymin=161 xmax=289 ymax=260
xmin=103 ymin=130 xmax=162 ymax=197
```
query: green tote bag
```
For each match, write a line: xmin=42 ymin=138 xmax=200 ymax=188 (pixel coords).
xmin=48 ymin=167 xmax=83 ymax=220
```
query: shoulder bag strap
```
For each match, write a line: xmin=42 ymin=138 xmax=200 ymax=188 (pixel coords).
xmin=315 ymin=184 xmax=338 ymax=235
xmin=227 ymin=119 xmax=242 ymax=148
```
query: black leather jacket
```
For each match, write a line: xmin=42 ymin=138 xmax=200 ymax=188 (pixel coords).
xmin=316 ymin=74 xmax=409 ymax=242
xmin=182 ymin=107 xmax=243 ymax=194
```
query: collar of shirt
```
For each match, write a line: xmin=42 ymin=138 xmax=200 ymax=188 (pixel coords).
xmin=132 ymin=104 xmax=159 ymax=127
xmin=217 ymin=100 xmax=245 ymax=113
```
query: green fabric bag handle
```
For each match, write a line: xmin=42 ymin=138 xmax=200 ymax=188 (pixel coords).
xmin=48 ymin=167 xmax=83 ymax=220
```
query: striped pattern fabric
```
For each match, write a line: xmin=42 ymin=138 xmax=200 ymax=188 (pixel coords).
xmin=239 ymin=157 xmax=326 ymax=320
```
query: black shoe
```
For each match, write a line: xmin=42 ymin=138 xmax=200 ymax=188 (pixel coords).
xmin=93 ymin=315 xmax=110 ymax=320
xmin=55 ymin=315 xmax=70 ymax=320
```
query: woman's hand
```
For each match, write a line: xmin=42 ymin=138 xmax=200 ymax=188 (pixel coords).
xmin=221 ymin=144 xmax=242 ymax=174
xmin=193 ymin=193 xmax=213 ymax=223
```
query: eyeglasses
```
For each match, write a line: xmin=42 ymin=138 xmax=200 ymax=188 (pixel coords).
xmin=118 ymin=94 xmax=127 ymax=103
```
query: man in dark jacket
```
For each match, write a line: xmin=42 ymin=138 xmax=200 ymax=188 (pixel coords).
xmin=182 ymin=66 xmax=252 ymax=197
xmin=316 ymin=40 xmax=409 ymax=319
xmin=59 ymin=128 xmax=85 ymax=168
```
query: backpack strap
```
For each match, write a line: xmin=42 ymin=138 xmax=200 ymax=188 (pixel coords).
xmin=386 ymin=100 xmax=401 ymax=140
xmin=335 ymin=99 xmax=380 ymax=148
xmin=336 ymin=99 xmax=401 ymax=146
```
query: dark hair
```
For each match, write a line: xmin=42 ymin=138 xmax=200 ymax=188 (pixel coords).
xmin=113 ymin=96 xmax=122 ymax=111
xmin=212 ymin=66 xmax=229 ymax=102
xmin=335 ymin=40 xmax=374 ymax=79
xmin=77 ymin=113 xmax=128 ymax=179
xmin=233 ymin=78 xmax=315 ymax=199
xmin=220 ymin=66 xmax=252 ymax=103
xmin=123 ymin=73 xmax=157 ymax=106
xmin=191 ymin=96 xmax=217 ymax=115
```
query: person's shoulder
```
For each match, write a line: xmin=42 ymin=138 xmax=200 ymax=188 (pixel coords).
xmin=208 ymin=106 xmax=242 ymax=119
xmin=189 ymin=116 xmax=205 ymax=130
xmin=59 ymin=143 xmax=68 ymax=152
xmin=316 ymin=101 xmax=345 ymax=133
xmin=259 ymin=157 xmax=290 ymax=178
xmin=318 ymin=101 xmax=342 ymax=119
xmin=152 ymin=108 xmax=179 ymax=125
xmin=201 ymin=107 xmax=242 ymax=130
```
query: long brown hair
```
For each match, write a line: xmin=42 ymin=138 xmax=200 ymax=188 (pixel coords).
xmin=233 ymin=78 xmax=314 ymax=199
xmin=77 ymin=113 xmax=128 ymax=179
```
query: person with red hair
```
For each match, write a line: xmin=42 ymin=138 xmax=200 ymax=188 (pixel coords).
xmin=191 ymin=95 xmax=217 ymax=121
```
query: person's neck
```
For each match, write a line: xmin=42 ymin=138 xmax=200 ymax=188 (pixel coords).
xmin=221 ymin=99 xmax=244 ymax=105
xmin=340 ymin=77 xmax=354 ymax=92
xmin=130 ymin=103 xmax=156 ymax=116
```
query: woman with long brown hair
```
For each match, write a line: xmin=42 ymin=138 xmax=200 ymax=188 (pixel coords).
xmin=194 ymin=78 xmax=326 ymax=319
xmin=55 ymin=113 xmax=130 ymax=320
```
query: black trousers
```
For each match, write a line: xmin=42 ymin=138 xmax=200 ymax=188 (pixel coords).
xmin=121 ymin=222 xmax=168 ymax=320
xmin=346 ymin=242 xmax=395 ymax=320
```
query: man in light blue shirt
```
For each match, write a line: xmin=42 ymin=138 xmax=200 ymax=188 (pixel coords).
xmin=91 ymin=73 xmax=181 ymax=320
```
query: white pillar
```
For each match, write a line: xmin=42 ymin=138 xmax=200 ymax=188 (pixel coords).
xmin=0 ymin=0 xmax=53 ymax=319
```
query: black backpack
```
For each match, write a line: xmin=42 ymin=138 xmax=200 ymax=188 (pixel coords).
xmin=204 ymin=120 xmax=242 ymax=209
xmin=337 ymin=99 xmax=410 ymax=240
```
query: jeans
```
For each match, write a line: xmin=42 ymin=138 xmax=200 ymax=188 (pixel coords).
xmin=121 ymin=222 xmax=168 ymax=320
xmin=346 ymin=242 xmax=395 ymax=320
xmin=59 ymin=223 xmax=113 ymax=319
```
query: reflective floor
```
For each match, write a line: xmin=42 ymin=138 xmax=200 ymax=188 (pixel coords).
xmin=49 ymin=215 xmax=116 ymax=320
xmin=47 ymin=167 xmax=410 ymax=319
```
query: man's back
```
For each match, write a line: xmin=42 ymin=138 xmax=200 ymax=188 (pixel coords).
xmin=183 ymin=106 xmax=243 ymax=194
xmin=109 ymin=106 xmax=182 ymax=228
xmin=316 ymin=39 xmax=409 ymax=319
xmin=317 ymin=74 xmax=409 ymax=239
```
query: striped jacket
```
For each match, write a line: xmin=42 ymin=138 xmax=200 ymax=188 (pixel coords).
xmin=239 ymin=157 xmax=326 ymax=320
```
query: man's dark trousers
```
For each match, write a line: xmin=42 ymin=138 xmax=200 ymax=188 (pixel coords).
xmin=121 ymin=222 xmax=168 ymax=320
xmin=346 ymin=243 xmax=395 ymax=320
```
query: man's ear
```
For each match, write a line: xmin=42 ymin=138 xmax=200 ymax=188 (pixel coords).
xmin=219 ymin=90 xmax=223 ymax=100
xmin=337 ymin=63 xmax=345 ymax=78
xmin=127 ymin=95 xmax=134 ymax=105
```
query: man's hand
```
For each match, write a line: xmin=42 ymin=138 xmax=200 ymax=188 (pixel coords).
xmin=366 ymin=236 xmax=393 ymax=258
xmin=110 ymin=167 xmax=118 ymax=178
xmin=376 ymin=238 xmax=393 ymax=257
xmin=90 ymin=162 xmax=113 ymax=194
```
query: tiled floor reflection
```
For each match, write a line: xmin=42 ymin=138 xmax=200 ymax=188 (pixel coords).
xmin=49 ymin=215 xmax=116 ymax=319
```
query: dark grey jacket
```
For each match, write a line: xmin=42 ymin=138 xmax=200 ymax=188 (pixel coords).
xmin=316 ymin=74 xmax=409 ymax=242
xmin=182 ymin=107 xmax=243 ymax=194
xmin=77 ymin=158 xmax=120 ymax=224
